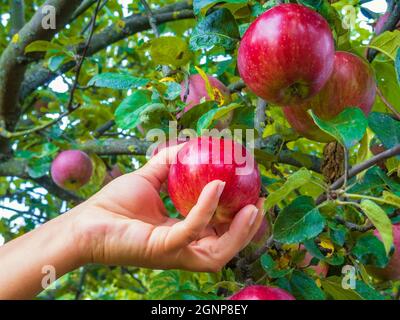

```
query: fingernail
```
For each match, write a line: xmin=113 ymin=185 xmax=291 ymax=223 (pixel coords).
xmin=217 ymin=181 xmax=226 ymax=198
xmin=249 ymin=207 xmax=259 ymax=226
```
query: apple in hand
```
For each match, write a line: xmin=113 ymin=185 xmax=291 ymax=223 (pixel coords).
xmin=180 ymin=74 xmax=232 ymax=129
xmin=229 ymin=285 xmax=295 ymax=300
xmin=238 ymin=3 xmax=335 ymax=105
xmin=283 ymin=51 xmax=376 ymax=142
xmin=369 ymin=224 xmax=400 ymax=281
xmin=51 ymin=150 xmax=93 ymax=191
xmin=168 ymin=137 xmax=261 ymax=224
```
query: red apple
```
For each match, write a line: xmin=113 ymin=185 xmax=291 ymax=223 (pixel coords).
xmin=369 ymin=224 xmax=400 ymax=280
xmin=51 ymin=150 xmax=93 ymax=191
xmin=297 ymin=245 xmax=329 ymax=278
xmin=252 ymin=218 xmax=269 ymax=243
xmin=237 ymin=3 xmax=335 ymax=105
xmin=180 ymin=74 xmax=232 ymax=129
xmin=229 ymin=285 xmax=295 ymax=300
xmin=283 ymin=51 xmax=376 ymax=142
xmin=168 ymin=137 xmax=261 ymax=224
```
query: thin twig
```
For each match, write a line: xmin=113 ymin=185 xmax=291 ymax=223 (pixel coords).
xmin=67 ymin=0 xmax=103 ymax=111
xmin=376 ymin=86 xmax=400 ymax=120
xmin=0 ymin=104 xmax=80 ymax=139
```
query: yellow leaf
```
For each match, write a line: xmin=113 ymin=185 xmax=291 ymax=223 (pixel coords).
xmin=159 ymin=77 xmax=176 ymax=83
xmin=194 ymin=66 xmax=215 ymax=100
xmin=319 ymin=238 xmax=335 ymax=258
xmin=12 ymin=33 xmax=19 ymax=44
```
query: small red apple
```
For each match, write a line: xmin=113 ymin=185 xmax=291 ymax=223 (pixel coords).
xmin=180 ymin=74 xmax=232 ymax=129
xmin=283 ymin=51 xmax=376 ymax=142
xmin=297 ymin=245 xmax=329 ymax=278
xmin=369 ymin=224 xmax=400 ymax=281
xmin=238 ymin=3 xmax=335 ymax=105
xmin=168 ymin=137 xmax=261 ymax=224
xmin=229 ymin=285 xmax=295 ymax=300
xmin=51 ymin=150 xmax=93 ymax=191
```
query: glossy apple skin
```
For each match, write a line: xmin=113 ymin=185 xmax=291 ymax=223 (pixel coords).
xmin=238 ymin=3 xmax=334 ymax=105
xmin=369 ymin=224 xmax=400 ymax=280
xmin=297 ymin=245 xmax=329 ymax=277
xmin=168 ymin=137 xmax=261 ymax=224
xmin=283 ymin=51 xmax=376 ymax=142
xmin=180 ymin=74 xmax=232 ymax=129
xmin=51 ymin=150 xmax=93 ymax=191
xmin=229 ymin=285 xmax=295 ymax=300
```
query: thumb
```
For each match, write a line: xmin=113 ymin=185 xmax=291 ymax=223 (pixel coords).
xmin=164 ymin=180 xmax=225 ymax=251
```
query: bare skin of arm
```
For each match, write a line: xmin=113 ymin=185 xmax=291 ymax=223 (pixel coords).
xmin=0 ymin=145 xmax=265 ymax=299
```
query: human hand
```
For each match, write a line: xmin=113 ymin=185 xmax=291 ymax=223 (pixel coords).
xmin=70 ymin=145 xmax=265 ymax=272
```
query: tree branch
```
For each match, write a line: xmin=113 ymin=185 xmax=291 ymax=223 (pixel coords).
xmin=9 ymin=0 xmax=25 ymax=36
xmin=19 ymin=1 xmax=194 ymax=102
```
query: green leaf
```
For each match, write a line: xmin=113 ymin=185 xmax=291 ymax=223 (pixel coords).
xmin=88 ymin=73 xmax=149 ymax=90
xmin=273 ymin=196 xmax=325 ymax=244
xmin=351 ymin=234 xmax=389 ymax=268
xmin=25 ymin=40 xmax=65 ymax=54
xmin=48 ymin=55 xmax=68 ymax=72
xmin=297 ymin=0 xmax=324 ymax=10
xmin=360 ymin=200 xmax=393 ymax=254
xmin=354 ymin=280 xmax=385 ymax=300
xmin=396 ymin=48 xmax=400 ymax=86
xmin=265 ymin=168 xmax=312 ymax=210
xmin=382 ymin=191 xmax=400 ymax=208
xmin=149 ymin=36 xmax=191 ymax=67
xmin=260 ymin=254 xmax=292 ymax=278
xmin=288 ymin=270 xmax=326 ymax=300
xmin=193 ymin=0 xmax=248 ymax=16
xmin=190 ymin=8 xmax=240 ymax=51
xmin=320 ymin=276 xmax=363 ymax=300
xmin=303 ymin=239 xmax=345 ymax=266
xmin=27 ymin=157 xmax=51 ymax=178
xmin=368 ymin=112 xmax=400 ymax=154
xmin=368 ymin=30 xmax=400 ymax=60
xmin=163 ymin=82 xmax=182 ymax=100
xmin=310 ymin=108 xmax=368 ymax=149
xmin=114 ymin=90 xmax=152 ymax=129
xmin=179 ymin=101 xmax=217 ymax=129
xmin=196 ymin=103 xmax=242 ymax=134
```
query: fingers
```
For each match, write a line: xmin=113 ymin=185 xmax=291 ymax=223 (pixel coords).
xmin=179 ymin=198 xmax=265 ymax=272
xmin=164 ymin=180 xmax=226 ymax=251
xmin=215 ymin=198 xmax=265 ymax=258
xmin=135 ymin=143 xmax=186 ymax=190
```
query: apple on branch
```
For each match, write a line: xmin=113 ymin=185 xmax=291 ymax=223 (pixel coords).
xmin=283 ymin=51 xmax=376 ymax=142
xmin=51 ymin=150 xmax=93 ymax=191
xmin=229 ymin=285 xmax=295 ymax=300
xmin=238 ymin=3 xmax=335 ymax=105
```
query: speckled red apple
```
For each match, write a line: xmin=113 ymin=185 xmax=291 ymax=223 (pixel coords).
xmin=51 ymin=150 xmax=93 ymax=191
xmin=283 ymin=51 xmax=376 ymax=142
xmin=238 ymin=3 xmax=335 ymax=105
xmin=229 ymin=285 xmax=295 ymax=300
xmin=168 ymin=137 xmax=261 ymax=224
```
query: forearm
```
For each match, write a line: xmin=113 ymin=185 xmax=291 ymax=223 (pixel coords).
xmin=0 ymin=211 xmax=84 ymax=299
